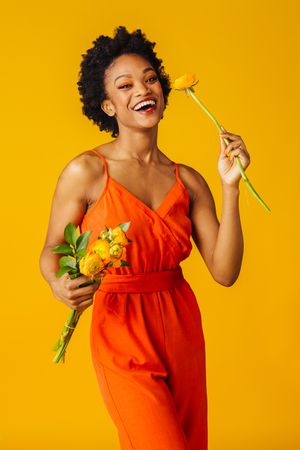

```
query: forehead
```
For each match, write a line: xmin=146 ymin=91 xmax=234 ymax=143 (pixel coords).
xmin=105 ymin=53 xmax=155 ymax=81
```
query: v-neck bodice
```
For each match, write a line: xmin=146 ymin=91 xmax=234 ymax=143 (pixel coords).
xmin=79 ymin=148 xmax=193 ymax=275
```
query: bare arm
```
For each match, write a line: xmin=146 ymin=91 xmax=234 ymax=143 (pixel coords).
xmin=39 ymin=155 xmax=88 ymax=284
xmin=212 ymin=183 xmax=243 ymax=286
xmin=185 ymin=165 xmax=243 ymax=286
xmin=39 ymin=152 xmax=103 ymax=312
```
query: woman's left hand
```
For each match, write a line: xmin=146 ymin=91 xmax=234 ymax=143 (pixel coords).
xmin=218 ymin=126 xmax=251 ymax=187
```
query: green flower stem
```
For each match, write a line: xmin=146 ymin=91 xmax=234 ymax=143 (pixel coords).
xmin=52 ymin=308 xmax=82 ymax=364
xmin=52 ymin=269 xmax=95 ymax=363
xmin=185 ymin=87 xmax=271 ymax=213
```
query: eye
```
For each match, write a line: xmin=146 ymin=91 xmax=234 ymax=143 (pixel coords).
xmin=118 ymin=75 xmax=158 ymax=89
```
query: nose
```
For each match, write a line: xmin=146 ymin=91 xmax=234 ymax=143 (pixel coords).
xmin=134 ymin=81 xmax=152 ymax=98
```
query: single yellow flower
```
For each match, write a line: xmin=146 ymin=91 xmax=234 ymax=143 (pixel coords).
xmin=173 ymin=72 xmax=271 ymax=213
xmin=111 ymin=226 xmax=129 ymax=245
xmin=110 ymin=246 xmax=127 ymax=268
xmin=172 ymin=73 xmax=199 ymax=90
xmin=109 ymin=243 xmax=124 ymax=259
xmin=89 ymin=238 xmax=111 ymax=260
xmin=79 ymin=252 xmax=104 ymax=276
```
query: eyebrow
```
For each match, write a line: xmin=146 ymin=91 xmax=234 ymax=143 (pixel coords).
xmin=114 ymin=67 xmax=156 ymax=83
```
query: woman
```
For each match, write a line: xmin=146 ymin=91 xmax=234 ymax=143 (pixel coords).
xmin=40 ymin=26 xmax=250 ymax=450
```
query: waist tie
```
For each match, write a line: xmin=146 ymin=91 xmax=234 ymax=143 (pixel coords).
xmin=98 ymin=266 xmax=184 ymax=293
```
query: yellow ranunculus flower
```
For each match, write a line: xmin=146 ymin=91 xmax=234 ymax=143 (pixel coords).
xmin=110 ymin=246 xmax=127 ymax=268
xmin=111 ymin=226 xmax=128 ymax=245
xmin=172 ymin=73 xmax=199 ymax=90
xmin=79 ymin=251 xmax=104 ymax=276
xmin=109 ymin=243 xmax=123 ymax=259
xmin=99 ymin=229 xmax=109 ymax=240
xmin=89 ymin=238 xmax=111 ymax=260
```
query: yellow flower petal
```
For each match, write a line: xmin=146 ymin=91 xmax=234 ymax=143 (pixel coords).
xmin=109 ymin=243 xmax=123 ymax=259
xmin=89 ymin=238 xmax=111 ymax=260
xmin=111 ymin=246 xmax=127 ymax=268
xmin=173 ymin=73 xmax=199 ymax=90
xmin=111 ymin=226 xmax=129 ymax=245
xmin=79 ymin=252 xmax=104 ymax=276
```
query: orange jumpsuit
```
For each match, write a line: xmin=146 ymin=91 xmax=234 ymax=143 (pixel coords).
xmin=80 ymin=148 xmax=208 ymax=450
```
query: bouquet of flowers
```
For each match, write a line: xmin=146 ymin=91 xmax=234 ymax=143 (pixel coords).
xmin=173 ymin=73 xmax=271 ymax=213
xmin=51 ymin=221 xmax=132 ymax=364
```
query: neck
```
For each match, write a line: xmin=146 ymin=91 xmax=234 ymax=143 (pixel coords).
xmin=111 ymin=127 xmax=160 ymax=162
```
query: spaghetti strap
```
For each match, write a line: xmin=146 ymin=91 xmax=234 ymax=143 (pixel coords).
xmin=174 ymin=162 xmax=179 ymax=181
xmin=90 ymin=148 xmax=109 ymax=179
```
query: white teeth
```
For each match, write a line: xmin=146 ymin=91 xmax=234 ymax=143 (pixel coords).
xmin=134 ymin=99 xmax=156 ymax=111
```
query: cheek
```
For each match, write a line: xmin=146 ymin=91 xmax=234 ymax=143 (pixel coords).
xmin=113 ymin=92 xmax=129 ymax=108
xmin=157 ymin=87 xmax=165 ymax=108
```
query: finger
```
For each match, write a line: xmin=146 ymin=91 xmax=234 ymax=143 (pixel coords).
xmin=221 ymin=134 xmax=240 ymax=143
xmin=72 ymin=283 xmax=97 ymax=298
xmin=220 ymin=134 xmax=228 ymax=156
xmin=68 ymin=275 xmax=91 ymax=290
xmin=62 ymin=273 xmax=72 ymax=284
xmin=228 ymin=148 xmax=247 ymax=161
xmin=69 ymin=293 xmax=94 ymax=307
xmin=69 ymin=285 xmax=95 ymax=298
xmin=220 ymin=130 xmax=241 ymax=140
xmin=77 ymin=298 xmax=94 ymax=313
xmin=225 ymin=141 xmax=243 ymax=156
xmin=226 ymin=140 xmax=243 ymax=151
xmin=230 ymin=148 xmax=243 ymax=156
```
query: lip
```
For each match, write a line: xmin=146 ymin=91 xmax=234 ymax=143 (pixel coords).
xmin=132 ymin=97 xmax=157 ymax=110
xmin=135 ymin=104 xmax=157 ymax=115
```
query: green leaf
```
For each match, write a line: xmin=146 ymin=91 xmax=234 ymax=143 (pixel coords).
xmin=76 ymin=248 xmax=86 ymax=258
xmin=51 ymin=243 xmax=73 ymax=255
xmin=55 ymin=266 xmax=71 ymax=278
xmin=78 ymin=280 xmax=94 ymax=288
xmin=59 ymin=255 xmax=77 ymax=270
xmin=120 ymin=260 xmax=130 ymax=266
xmin=64 ymin=223 xmax=78 ymax=246
xmin=118 ymin=221 xmax=131 ymax=232
xmin=69 ymin=272 xmax=80 ymax=280
xmin=76 ymin=230 xmax=92 ymax=253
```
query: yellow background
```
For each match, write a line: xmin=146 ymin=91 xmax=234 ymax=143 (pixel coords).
xmin=1 ymin=1 xmax=299 ymax=449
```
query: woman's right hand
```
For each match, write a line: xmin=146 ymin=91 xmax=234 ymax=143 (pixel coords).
xmin=50 ymin=273 xmax=101 ymax=314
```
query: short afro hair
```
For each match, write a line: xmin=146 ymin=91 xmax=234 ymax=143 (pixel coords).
xmin=77 ymin=25 xmax=172 ymax=138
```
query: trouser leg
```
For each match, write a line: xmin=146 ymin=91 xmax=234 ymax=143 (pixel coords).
xmin=92 ymin=359 xmax=189 ymax=450
xmin=162 ymin=284 xmax=208 ymax=450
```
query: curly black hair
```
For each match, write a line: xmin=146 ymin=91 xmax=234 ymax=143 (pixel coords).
xmin=77 ymin=25 xmax=172 ymax=138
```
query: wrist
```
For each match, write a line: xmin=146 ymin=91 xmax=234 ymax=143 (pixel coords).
xmin=221 ymin=182 xmax=240 ymax=194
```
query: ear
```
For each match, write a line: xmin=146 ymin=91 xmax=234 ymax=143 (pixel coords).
xmin=101 ymin=99 xmax=115 ymax=117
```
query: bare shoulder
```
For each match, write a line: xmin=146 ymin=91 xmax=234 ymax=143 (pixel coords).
xmin=53 ymin=148 xmax=104 ymax=215
xmin=59 ymin=147 xmax=106 ymax=185
xmin=177 ymin=162 xmax=215 ymax=206
xmin=42 ymin=146 xmax=109 ymax=249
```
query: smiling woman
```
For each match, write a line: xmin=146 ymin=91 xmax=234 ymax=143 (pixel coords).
xmin=40 ymin=23 xmax=247 ymax=450
xmin=77 ymin=25 xmax=172 ymax=137
xmin=70 ymin=25 xmax=209 ymax=450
